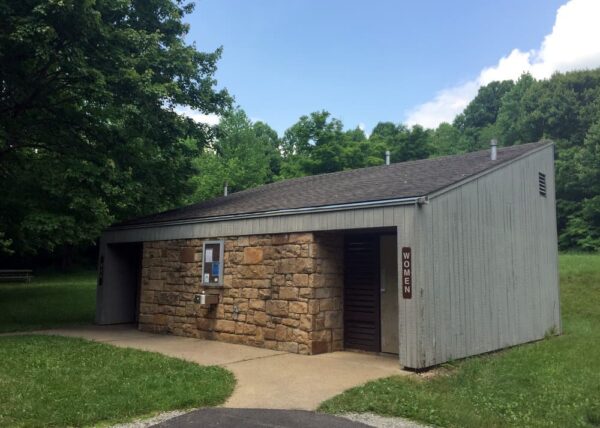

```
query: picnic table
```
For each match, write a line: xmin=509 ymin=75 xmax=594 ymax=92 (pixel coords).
xmin=0 ymin=269 xmax=33 ymax=282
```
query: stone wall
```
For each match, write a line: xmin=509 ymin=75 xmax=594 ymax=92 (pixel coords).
xmin=138 ymin=232 xmax=344 ymax=354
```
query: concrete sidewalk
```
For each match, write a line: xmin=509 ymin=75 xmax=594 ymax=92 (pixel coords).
xmin=34 ymin=324 xmax=408 ymax=410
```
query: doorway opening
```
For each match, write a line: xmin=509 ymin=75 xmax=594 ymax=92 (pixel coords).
xmin=97 ymin=242 xmax=143 ymax=325
xmin=343 ymin=231 xmax=399 ymax=354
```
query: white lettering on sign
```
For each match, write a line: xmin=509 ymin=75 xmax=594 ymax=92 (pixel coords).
xmin=401 ymin=247 xmax=412 ymax=299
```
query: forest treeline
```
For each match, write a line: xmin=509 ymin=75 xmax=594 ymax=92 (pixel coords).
xmin=1 ymin=1 xmax=599 ymax=265
xmin=194 ymin=70 xmax=600 ymax=252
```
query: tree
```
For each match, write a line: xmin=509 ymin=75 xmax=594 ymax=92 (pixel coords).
xmin=561 ymin=120 xmax=600 ymax=251
xmin=370 ymin=122 xmax=397 ymax=148
xmin=280 ymin=111 xmax=346 ymax=177
xmin=0 ymin=0 xmax=230 ymax=256
xmin=429 ymin=122 xmax=462 ymax=156
xmin=495 ymin=73 xmax=538 ymax=146
xmin=454 ymin=80 xmax=514 ymax=150
xmin=187 ymin=108 xmax=281 ymax=202
xmin=340 ymin=127 xmax=387 ymax=169
xmin=458 ymin=80 xmax=514 ymax=130
xmin=400 ymin=125 xmax=432 ymax=162
xmin=279 ymin=112 xmax=396 ymax=178
xmin=253 ymin=121 xmax=282 ymax=180
xmin=370 ymin=122 xmax=432 ymax=162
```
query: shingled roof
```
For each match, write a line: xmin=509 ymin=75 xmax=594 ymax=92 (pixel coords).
xmin=114 ymin=141 xmax=550 ymax=228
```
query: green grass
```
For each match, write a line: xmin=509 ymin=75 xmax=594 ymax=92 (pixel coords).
xmin=0 ymin=271 xmax=236 ymax=426
xmin=0 ymin=335 xmax=235 ymax=427
xmin=320 ymin=253 xmax=600 ymax=427
xmin=0 ymin=270 xmax=96 ymax=333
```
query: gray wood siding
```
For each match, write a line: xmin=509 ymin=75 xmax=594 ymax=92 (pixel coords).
xmin=397 ymin=208 xmax=420 ymax=368
xmin=416 ymin=145 xmax=560 ymax=368
xmin=101 ymin=205 xmax=415 ymax=243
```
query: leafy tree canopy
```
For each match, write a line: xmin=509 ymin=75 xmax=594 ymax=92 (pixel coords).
xmin=2 ymin=0 xmax=600 ymax=260
xmin=0 ymin=0 xmax=230 ymax=256
xmin=187 ymin=108 xmax=280 ymax=202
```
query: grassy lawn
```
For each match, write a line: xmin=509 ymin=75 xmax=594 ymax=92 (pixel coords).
xmin=0 ymin=270 xmax=96 ymax=333
xmin=0 ymin=335 xmax=235 ymax=427
xmin=0 ymin=272 xmax=236 ymax=426
xmin=320 ymin=253 xmax=600 ymax=427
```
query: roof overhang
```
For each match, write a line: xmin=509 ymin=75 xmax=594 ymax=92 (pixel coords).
xmin=107 ymin=195 xmax=423 ymax=231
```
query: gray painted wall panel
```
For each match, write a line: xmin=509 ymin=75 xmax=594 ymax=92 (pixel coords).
xmin=398 ymin=207 xmax=422 ymax=368
xmin=417 ymin=145 xmax=560 ymax=367
xmin=102 ymin=205 xmax=412 ymax=243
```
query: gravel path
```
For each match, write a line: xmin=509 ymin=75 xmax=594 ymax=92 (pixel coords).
xmin=109 ymin=410 xmax=189 ymax=428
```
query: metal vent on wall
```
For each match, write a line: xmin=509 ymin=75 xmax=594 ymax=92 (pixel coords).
xmin=538 ymin=172 xmax=547 ymax=197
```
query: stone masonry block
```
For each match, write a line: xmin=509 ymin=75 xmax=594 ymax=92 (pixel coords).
xmin=292 ymin=273 xmax=309 ymax=287
xmin=289 ymin=301 xmax=308 ymax=314
xmin=266 ymin=300 xmax=288 ymax=317
xmin=278 ymin=287 xmax=298 ymax=300
xmin=243 ymin=247 xmax=264 ymax=264
xmin=288 ymin=233 xmax=313 ymax=244
xmin=215 ymin=319 xmax=236 ymax=333
xmin=271 ymin=234 xmax=289 ymax=245
xmin=276 ymin=258 xmax=314 ymax=274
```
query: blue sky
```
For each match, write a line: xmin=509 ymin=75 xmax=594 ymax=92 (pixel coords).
xmin=184 ymin=0 xmax=598 ymax=134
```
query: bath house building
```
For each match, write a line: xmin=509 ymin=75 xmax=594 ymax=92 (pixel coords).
xmin=95 ymin=141 xmax=560 ymax=370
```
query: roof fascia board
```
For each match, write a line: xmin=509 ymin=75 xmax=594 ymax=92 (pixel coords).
xmin=427 ymin=142 xmax=554 ymax=201
xmin=108 ymin=196 xmax=420 ymax=231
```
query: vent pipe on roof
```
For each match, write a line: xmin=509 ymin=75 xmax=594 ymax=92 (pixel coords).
xmin=490 ymin=139 xmax=498 ymax=161
xmin=385 ymin=150 xmax=391 ymax=165
xmin=224 ymin=181 xmax=228 ymax=196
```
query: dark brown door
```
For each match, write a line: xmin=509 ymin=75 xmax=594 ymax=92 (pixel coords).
xmin=344 ymin=235 xmax=381 ymax=352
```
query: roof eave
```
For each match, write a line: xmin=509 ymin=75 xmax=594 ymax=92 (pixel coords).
xmin=106 ymin=195 xmax=423 ymax=232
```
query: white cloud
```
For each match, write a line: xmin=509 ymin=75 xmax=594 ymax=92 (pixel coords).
xmin=405 ymin=0 xmax=600 ymax=128
xmin=175 ymin=106 xmax=221 ymax=126
xmin=404 ymin=81 xmax=479 ymax=129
